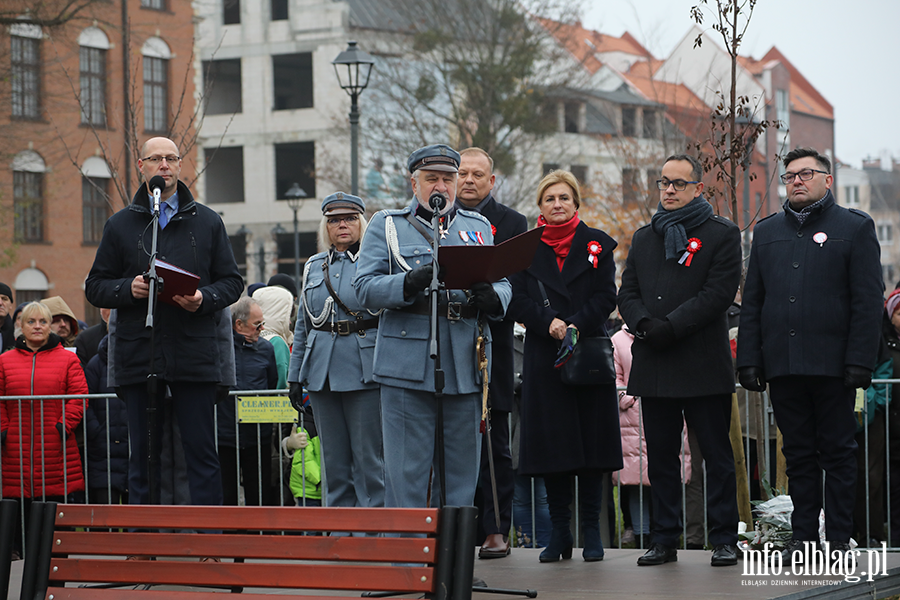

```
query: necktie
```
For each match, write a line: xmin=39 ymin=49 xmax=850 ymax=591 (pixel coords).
xmin=159 ymin=201 xmax=169 ymax=229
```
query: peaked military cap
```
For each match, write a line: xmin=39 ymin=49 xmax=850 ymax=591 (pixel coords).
xmin=407 ymin=144 xmax=460 ymax=173
xmin=321 ymin=191 xmax=365 ymax=216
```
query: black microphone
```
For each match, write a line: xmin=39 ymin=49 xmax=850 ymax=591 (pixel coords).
xmin=148 ymin=176 xmax=166 ymax=194
xmin=428 ymin=192 xmax=446 ymax=211
xmin=148 ymin=176 xmax=166 ymax=217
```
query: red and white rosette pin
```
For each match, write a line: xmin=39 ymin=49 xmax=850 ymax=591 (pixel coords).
xmin=587 ymin=241 xmax=602 ymax=268
xmin=678 ymin=237 xmax=702 ymax=266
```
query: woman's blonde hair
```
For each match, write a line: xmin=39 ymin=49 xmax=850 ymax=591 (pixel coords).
xmin=535 ymin=170 xmax=581 ymax=210
xmin=20 ymin=301 xmax=51 ymax=324
xmin=317 ymin=213 xmax=369 ymax=254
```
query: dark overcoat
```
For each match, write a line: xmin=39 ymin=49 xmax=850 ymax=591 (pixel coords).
xmin=479 ymin=195 xmax=528 ymax=412
xmin=85 ymin=181 xmax=243 ymax=387
xmin=736 ymin=191 xmax=883 ymax=378
xmin=507 ymin=222 xmax=622 ymax=476
xmin=617 ymin=212 xmax=741 ymax=398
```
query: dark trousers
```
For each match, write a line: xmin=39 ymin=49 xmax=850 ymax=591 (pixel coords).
xmin=769 ymin=376 xmax=857 ymax=542
xmin=479 ymin=409 xmax=514 ymax=536
xmin=120 ymin=381 xmax=222 ymax=506
xmin=642 ymin=394 xmax=738 ymax=547
xmin=218 ymin=433 xmax=274 ymax=506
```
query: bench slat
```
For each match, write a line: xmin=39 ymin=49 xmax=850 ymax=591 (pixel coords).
xmin=49 ymin=559 xmax=434 ymax=592
xmin=54 ymin=531 xmax=437 ymax=562
xmin=54 ymin=505 xmax=440 ymax=534
xmin=46 ymin=588 xmax=382 ymax=600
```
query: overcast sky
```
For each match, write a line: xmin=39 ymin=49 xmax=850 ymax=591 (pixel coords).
xmin=584 ymin=0 xmax=900 ymax=170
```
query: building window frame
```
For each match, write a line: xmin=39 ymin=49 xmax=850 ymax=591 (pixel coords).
xmin=140 ymin=0 xmax=167 ymax=10
xmin=82 ymin=177 xmax=110 ymax=244
xmin=80 ymin=45 xmax=107 ymax=126
xmin=11 ymin=29 xmax=42 ymax=120
xmin=14 ymin=171 xmax=44 ymax=243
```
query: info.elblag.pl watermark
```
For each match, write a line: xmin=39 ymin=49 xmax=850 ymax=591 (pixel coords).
xmin=741 ymin=542 xmax=889 ymax=586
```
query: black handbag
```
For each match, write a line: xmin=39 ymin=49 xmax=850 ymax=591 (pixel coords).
xmin=537 ymin=281 xmax=615 ymax=386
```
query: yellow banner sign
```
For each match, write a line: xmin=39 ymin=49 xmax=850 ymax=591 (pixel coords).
xmin=236 ymin=396 xmax=298 ymax=424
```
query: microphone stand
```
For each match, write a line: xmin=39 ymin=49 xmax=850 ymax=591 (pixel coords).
xmin=144 ymin=183 xmax=163 ymax=504
xmin=428 ymin=196 xmax=447 ymax=508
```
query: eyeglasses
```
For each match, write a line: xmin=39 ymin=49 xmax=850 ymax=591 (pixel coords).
xmin=656 ymin=178 xmax=699 ymax=191
xmin=326 ymin=215 xmax=360 ymax=226
xmin=780 ymin=169 xmax=829 ymax=185
xmin=141 ymin=155 xmax=181 ymax=164
xmin=253 ymin=321 xmax=265 ymax=331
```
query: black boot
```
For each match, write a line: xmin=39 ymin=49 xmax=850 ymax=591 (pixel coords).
xmin=539 ymin=474 xmax=574 ymax=563
xmin=580 ymin=473 xmax=604 ymax=562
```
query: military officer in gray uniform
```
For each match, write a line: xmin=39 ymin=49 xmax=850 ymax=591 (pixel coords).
xmin=288 ymin=192 xmax=384 ymax=509
xmin=354 ymin=144 xmax=512 ymax=509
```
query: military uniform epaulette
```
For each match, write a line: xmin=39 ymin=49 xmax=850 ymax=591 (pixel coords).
xmin=377 ymin=206 xmax=411 ymax=217
xmin=457 ymin=208 xmax=491 ymax=226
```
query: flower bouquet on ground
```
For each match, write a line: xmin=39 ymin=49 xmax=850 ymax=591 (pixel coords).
xmin=740 ymin=494 xmax=794 ymax=551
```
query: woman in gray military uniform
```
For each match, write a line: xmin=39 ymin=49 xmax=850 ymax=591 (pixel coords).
xmin=287 ymin=193 xmax=384 ymax=508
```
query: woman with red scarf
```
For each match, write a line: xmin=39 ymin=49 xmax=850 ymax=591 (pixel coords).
xmin=508 ymin=170 xmax=622 ymax=564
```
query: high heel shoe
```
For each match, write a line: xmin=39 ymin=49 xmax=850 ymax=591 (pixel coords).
xmin=582 ymin=527 xmax=604 ymax=562
xmin=539 ymin=528 xmax=574 ymax=563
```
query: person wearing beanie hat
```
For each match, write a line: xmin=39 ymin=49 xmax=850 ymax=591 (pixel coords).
xmin=0 ymin=283 xmax=14 ymax=353
xmin=247 ymin=282 xmax=267 ymax=298
xmin=267 ymin=273 xmax=298 ymax=300
xmin=287 ymin=191 xmax=386 ymax=510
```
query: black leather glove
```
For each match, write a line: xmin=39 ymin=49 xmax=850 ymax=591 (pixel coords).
xmin=738 ymin=367 xmax=767 ymax=392
xmin=844 ymin=366 xmax=872 ymax=389
xmin=403 ymin=265 xmax=434 ymax=299
xmin=469 ymin=282 xmax=502 ymax=315
xmin=640 ymin=317 xmax=676 ymax=350
xmin=289 ymin=381 xmax=305 ymax=413
xmin=56 ymin=422 xmax=65 ymax=439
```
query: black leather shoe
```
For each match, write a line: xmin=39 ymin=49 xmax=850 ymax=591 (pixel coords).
xmin=711 ymin=544 xmax=738 ymax=566
xmin=772 ymin=539 xmax=807 ymax=566
xmin=637 ymin=543 xmax=677 ymax=566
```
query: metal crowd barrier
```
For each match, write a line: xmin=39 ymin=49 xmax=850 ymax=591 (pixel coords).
xmin=2 ymin=381 xmax=898 ymax=558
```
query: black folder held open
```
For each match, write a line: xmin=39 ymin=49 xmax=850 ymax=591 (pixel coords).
xmin=437 ymin=226 xmax=544 ymax=289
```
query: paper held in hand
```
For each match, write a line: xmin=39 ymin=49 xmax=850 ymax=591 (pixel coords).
xmin=153 ymin=259 xmax=200 ymax=306
xmin=437 ymin=226 xmax=544 ymax=289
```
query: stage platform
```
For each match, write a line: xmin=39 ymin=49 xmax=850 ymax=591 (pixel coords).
xmin=7 ymin=547 xmax=900 ymax=599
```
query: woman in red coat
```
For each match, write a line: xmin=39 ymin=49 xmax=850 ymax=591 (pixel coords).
xmin=1 ymin=301 xmax=88 ymax=504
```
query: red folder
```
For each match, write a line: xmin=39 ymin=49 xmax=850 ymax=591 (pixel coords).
xmin=153 ymin=259 xmax=200 ymax=306
xmin=437 ymin=226 xmax=544 ymax=289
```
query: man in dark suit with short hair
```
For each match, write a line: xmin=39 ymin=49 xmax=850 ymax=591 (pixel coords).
xmin=457 ymin=147 xmax=527 ymax=559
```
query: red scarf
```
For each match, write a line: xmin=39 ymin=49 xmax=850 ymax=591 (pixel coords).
xmin=538 ymin=213 xmax=580 ymax=270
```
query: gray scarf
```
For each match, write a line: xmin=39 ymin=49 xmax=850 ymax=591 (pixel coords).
xmin=650 ymin=196 xmax=714 ymax=260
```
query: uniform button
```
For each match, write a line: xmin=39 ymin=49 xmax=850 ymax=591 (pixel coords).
xmin=796 ymin=231 xmax=803 ymax=238
xmin=414 ymin=250 xmax=420 ymax=255
xmin=401 ymin=331 xmax=407 ymax=337
xmin=789 ymin=296 xmax=796 ymax=302
xmin=793 ymin=262 xmax=799 ymax=268
xmin=657 ymin=295 xmax=662 ymax=300
xmin=335 ymin=273 xmax=340 ymax=278
xmin=789 ymin=330 xmax=796 ymax=336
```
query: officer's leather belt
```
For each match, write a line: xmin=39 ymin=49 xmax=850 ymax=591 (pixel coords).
xmin=400 ymin=300 xmax=478 ymax=320
xmin=312 ymin=317 xmax=379 ymax=335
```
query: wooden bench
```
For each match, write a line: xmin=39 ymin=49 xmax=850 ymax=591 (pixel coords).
xmin=20 ymin=502 xmax=476 ymax=600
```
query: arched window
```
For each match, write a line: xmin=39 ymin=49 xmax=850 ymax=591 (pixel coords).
xmin=81 ymin=156 xmax=112 ymax=243
xmin=78 ymin=27 xmax=110 ymax=126
xmin=12 ymin=150 xmax=46 ymax=242
xmin=14 ymin=267 xmax=49 ymax=305
xmin=10 ymin=23 xmax=42 ymax=119
xmin=142 ymin=37 xmax=171 ymax=132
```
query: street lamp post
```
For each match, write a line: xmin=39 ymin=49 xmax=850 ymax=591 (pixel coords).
xmin=332 ymin=41 xmax=375 ymax=196
xmin=284 ymin=183 xmax=307 ymax=286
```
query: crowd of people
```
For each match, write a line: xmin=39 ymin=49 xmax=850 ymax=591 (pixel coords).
xmin=0 ymin=137 xmax=893 ymax=574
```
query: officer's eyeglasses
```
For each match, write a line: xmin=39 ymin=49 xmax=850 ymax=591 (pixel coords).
xmin=780 ymin=169 xmax=828 ymax=185
xmin=656 ymin=178 xmax=699 ymax=191
xmin=326 ymin=215 xmax=360 ymax=226
xmin=141 ymin=155 xmax=180 ymax=164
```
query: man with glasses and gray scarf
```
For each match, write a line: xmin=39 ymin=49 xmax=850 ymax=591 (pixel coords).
xmin=618 ymin=154 xmax=742 ymax=568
